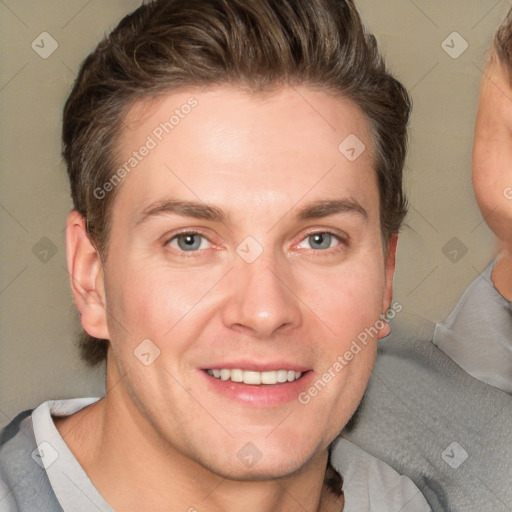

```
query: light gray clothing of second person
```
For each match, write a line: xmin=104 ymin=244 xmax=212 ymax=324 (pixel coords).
xmin=433 ymin=257 xmax=512 ymax=392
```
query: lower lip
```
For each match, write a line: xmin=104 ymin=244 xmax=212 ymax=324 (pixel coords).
xmin=201 ymin=370 xmax=315 ymax=407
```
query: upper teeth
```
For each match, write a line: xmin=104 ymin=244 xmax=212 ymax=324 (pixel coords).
xmin=207 ymin=369 xmax=302 ymax=385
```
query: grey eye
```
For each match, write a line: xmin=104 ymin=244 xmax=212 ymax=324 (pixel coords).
xmin=168 ymin=233 xmax=210 ymax=252
xmin=307 ymin=232 xmax=334 ymax=250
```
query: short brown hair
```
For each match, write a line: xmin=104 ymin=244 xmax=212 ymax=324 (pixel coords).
xmin=494 ymin=7 xmax=512 ymax=73
xmin=62 ymin=0 xmax=411 ymax=368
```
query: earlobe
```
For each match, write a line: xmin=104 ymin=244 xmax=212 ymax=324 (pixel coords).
xmin=65 ymin=211 xmax=110 ymax=340
xmin=378 ymin=233 xmax=398 ymax=339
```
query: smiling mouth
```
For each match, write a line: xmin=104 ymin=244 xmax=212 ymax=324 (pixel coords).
xmin=205 ymin=368 xmax=304 ymax=385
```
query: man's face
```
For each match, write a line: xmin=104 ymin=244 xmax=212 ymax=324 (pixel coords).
xmin=473 ymin=53 xmax=512 ymax=243
xmin=99 ymin=85 xmax=395 ymax=479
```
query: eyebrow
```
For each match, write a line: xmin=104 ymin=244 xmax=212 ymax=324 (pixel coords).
xmin=135 ymin=197 xmax=368 ymax=225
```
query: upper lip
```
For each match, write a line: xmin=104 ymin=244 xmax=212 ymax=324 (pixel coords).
xmin=202 ymin=361 xmax=310 ymax=372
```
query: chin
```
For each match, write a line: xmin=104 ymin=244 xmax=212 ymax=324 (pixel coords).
xmin=210 ymin=455 xmax=315 ymax=482
xmin=195 ymin=435 xmax=324 ymax=482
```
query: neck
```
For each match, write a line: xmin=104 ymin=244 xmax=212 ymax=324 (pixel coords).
xmin=54 ymin=363 xmax=344 ymax=512
xmin=492 ymin=246 xmax=512 ymax=301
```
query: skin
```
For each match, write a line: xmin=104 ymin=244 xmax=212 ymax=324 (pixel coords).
xmin=55 ymin=85 xmax=397 ymax=512
xmin=473 ymin=51 xmax=512 ymax=300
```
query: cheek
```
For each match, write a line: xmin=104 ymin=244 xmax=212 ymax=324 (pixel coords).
xmin=313 ymin=264 xmax=384 ymax=416
xmin=473 ymin=148 xmax=512 ymax=241
xmin=300 ymin=272 xmax=381 ymax=443
xmin=300 ymin=260 xmax=385 ymax=339
xmin=104 ymin=259 xmax=209 ymax=348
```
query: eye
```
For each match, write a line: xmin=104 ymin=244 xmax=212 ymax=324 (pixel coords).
xmin=166 ymin=232 xmax=212 ymax=252
xmin=296 ymin=231 xmax=344 ymax=252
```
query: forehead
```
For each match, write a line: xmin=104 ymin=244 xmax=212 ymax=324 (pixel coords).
xmin=114 ymin=85 xmax=378 ymax=223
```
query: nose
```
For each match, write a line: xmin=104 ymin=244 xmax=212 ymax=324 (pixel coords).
xmin=221 ymin=255 xmax=302 ymax=338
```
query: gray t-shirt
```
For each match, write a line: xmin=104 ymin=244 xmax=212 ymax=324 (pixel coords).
xmin=0 ymin=397 xmax=430 ymax=512
xmin=433 ymin=257 xmax=512 ymax=392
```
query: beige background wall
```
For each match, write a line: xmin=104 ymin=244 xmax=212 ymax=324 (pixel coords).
xmin=0 ymin=0 xmax=509 ymax=429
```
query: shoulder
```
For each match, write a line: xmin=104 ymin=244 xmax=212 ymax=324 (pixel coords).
xmin=433 ymin=258 xmax=512 ymax=392
xmin=0 ymin=406 xmax=63 ymax=512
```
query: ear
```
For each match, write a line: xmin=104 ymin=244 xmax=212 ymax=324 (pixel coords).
xmin=378 ymin=233 xmax=398 ymax=339
xmin=65 ymin=211 xmax=110 ymax=340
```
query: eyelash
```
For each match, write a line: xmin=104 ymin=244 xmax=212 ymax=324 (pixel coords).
xmin=164 ymin=229 xmax=348 ymax=258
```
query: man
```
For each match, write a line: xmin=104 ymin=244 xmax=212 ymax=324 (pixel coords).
xmin=0 ymin=0 xmax=431 ymax=510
